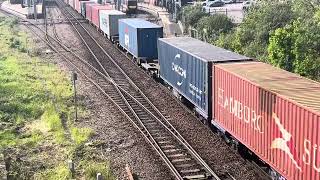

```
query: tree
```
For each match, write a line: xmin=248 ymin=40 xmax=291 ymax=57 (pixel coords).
xmin=268 ymin=25 xmax=295 ymax=72
xmin=180 ymin=5 xmax=207 ymax=30
xmin=216 ymin=1 xmax=295 ymax=61
xmin=268 ymin=18 xmax=320 ymax=80
xmin=196 ymin=14 xmax=234 ymax=43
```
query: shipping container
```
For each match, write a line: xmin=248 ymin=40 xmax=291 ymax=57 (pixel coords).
xmin=91 ymin=5 xmax=111 ymax=27
xmin=75 ymin=0 xmax=88 ymax=13
xmin=121 ymin=0 xmax=137 ymax=12
xmin=81 ymin=1 xmax=95 ymax=17
xmin=119 ymin=18 xmax=163 ymax=61
xmin=99 ymin=10 xmax=126 ymax=38
xmin=86 ymin=3 xmax=99 ymax=21
xmin=213 ymin=62 xmax=320 ymax=180
xmin=69 ymin=0 xmax=74 ymax=8
xmin=10 ymin=0 xmax=22 ymax=4
xmin=158 ymin=37 xmax=251 ymax=118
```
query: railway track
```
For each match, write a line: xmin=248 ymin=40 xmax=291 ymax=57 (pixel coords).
xmin=0 ymin=2 xmax=271 ymax=180
xmin=52 ymin=1 xmax=222 ymax=179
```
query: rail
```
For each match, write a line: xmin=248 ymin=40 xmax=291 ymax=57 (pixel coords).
xmin=0 ymin=3 xmax=220 ymax=179
xmin=54 ymin=1 xmax=221 ymax=179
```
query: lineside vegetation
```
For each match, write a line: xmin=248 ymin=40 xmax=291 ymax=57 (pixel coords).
xmin=0 ymin=16 xmax=114 ymax=179
xmin=181 ymin=0 xmax=320 ymax=81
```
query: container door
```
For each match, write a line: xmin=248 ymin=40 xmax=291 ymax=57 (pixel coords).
xmin=138 ymin=28 xmax=163 ymax=60
xmin=119 ymin=21 xmax=138 ymax=57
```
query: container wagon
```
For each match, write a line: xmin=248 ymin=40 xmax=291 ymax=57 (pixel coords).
xmin=74 ymin=0 xmax=88 ymax=13
xmin=212 ymin=62 xmax=320 ymax=180
xmin=86 ymin=3 xmax=100 ymax=22
xmin=91 ymin=4 xmax=111 ymax=27
xmin=80 ymin=1 xmax=95 ymax=17
xmin=158 ymin=37 xmax=251 ymax=119
xmin=119 ymin=18 xmax=163 ymax=63
xmin=121 ymin=0 xmax=137 ymax=13
xmin=99 ymin=10 xmax=126 ymax=40
xmin=69 ymin=0 xmax=74 ymax=8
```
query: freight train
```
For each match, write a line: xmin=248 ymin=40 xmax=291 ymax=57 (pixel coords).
xmin=121 ymin=0 xmax=138 ymax=13
xmin=65 ymin=1 xmax=320 ymax=179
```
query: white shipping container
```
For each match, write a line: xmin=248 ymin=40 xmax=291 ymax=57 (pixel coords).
xmin=99 ymin=10 xmax=126 ymax=38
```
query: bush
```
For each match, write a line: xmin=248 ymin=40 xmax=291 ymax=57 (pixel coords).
xmin=180 ymin=5 xmax=208 ymax=30
xmin=71 ymin=127 xmax=94 ymax=145
xmin=196 ymin=14 xmax=234 ymax=43
xmin=84 ymin=161 xmax=115 ymax=180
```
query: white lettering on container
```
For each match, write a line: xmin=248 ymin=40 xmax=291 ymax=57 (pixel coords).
xmin=218 ymin=88 xmax=263 ymax=133
xmin=171 ymin=54 xmax=186 ymax=86
xmin=303 ymin=139 xmax=320 ymax=173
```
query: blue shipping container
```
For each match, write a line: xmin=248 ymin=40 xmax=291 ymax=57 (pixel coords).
xmin=119 ymin=18 xmax=163 ymax=61
xmin=158 ymin=37 xmax=251 ymax=118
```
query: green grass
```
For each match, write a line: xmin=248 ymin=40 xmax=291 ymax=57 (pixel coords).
xmin=83 ymin=161 xmax=115 ymax=180
xmin=0 ymin=17 xmax=115 ymax=179
xmin=71 ymin=127 xmax=94 ymax=145
xmin=34 ymin=164 xmax=71 ymax=180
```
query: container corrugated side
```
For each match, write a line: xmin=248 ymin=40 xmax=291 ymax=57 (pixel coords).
xmin=118 ymin=19 xmax=163 ymax=60
xmin=91 ymin=5 xmax=111 ymax=27
xmin=99 ymin=10 xmax=126 ymax=37
xmin=69 ymin=0 xmax=74 ymax=8
xmin=158 ymin=39 xmax=210 ymax=118
xmin=81 ymin=1 xmax=94 ymax=17
xmin=86 ymin=3 xmax=99 ymax=21
xmin=213 ymin=62 xmax=320 ymax=180
xmin=75 ymin=0 xmax=88 ymax=12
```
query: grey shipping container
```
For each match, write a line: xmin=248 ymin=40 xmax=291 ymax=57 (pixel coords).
xmin=119 ymin=18 xmax=163 ymax=61
xmin=99 ymin=10 xmax=126 ymax=38
xmin=80 ymin=1 xmax=95 ymax=17
xmin=158 ymin=37 xmax=252 ymax=118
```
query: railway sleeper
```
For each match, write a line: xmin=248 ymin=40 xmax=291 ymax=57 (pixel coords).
xmin=182 ymin=174 xmax=207 ymax=180
xmin=111 ymin=99 xmax=123 ymax=103
xmin=149 ymin=132 xmax=168 ymax=138
xmin=157 ymin=140 xmax=172 ymax=144
xmin=167 ymin=153 xmax=188 ymax=158
xmin=175 ymin=163 xmax=199 ymax=169
xmin=180 ymin=169 xmax=209 ymax=178
xmin=143 ymin=122 xmax=158 ymax=126
xmin=139 ymin=117 xmax=152 ymax=122
xmin=171 ymin=157 xmax=193 ymax=163
xmin=148 ymin=129 xmax=161 ymax=133
xmin=140 ymin=118 xmax=154 ymax=123
xmin=163 ymin=148 xmax=183 ymax=153
xmin=160 ymin=144 xmax=176 ymax=149
xmin=136 ymin=113 xmax=151 ymax=119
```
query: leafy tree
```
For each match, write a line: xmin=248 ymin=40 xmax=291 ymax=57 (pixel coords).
xmin=216 ymin=1 xmax=295 ymax=61
xmin=268 ymin=17 xmax=320 ymax=80
xmin=268 ymin=25 xmax=295 ymax=72
xmin=180 ymin=5 xmax=207 ymax=30
xmin=196 ymin=14 xmax=234 ymax=43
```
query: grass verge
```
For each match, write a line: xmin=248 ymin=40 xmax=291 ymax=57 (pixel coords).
xmin=0 ymin=17 xmax=115 ymax=179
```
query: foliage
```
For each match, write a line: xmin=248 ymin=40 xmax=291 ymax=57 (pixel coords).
xmin=0 ymin=17 xmax=110 ymax=179
xmin=268 ymin=25 xmax=295 ymax=72
xmin=196 ymin=14 xmax=234 ymax=43
xmin=213 ymin=0 xmax=320 ymax=80
xmin=34 ymin=165 xmax=71 ymax=180
xmin=180 ymin=5 xmax=207 ymax=30
xmin=71 ymin=127 xmax=94 ymax=145
xmin=219 ymin=1 xmax=294 ymax=60
xmin=268 ymin=18 xmax=320 ymax=80
xmin=83 ymin=161 xmax=115 ymax=180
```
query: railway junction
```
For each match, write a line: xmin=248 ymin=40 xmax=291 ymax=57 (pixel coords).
xmin=0 ymin=0 xmax=319 ymax=179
